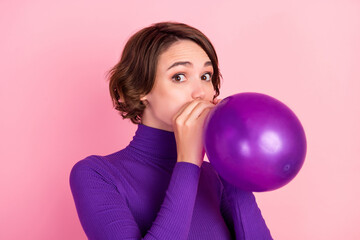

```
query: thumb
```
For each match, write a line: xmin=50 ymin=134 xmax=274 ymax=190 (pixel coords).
xmin=214 ymin=98 xmax=223 ymax=104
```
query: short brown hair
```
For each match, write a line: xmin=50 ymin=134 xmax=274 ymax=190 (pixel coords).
xmin=107 ymin=21 xmax=222 ymax=124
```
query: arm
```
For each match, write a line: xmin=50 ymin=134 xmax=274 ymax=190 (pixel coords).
xmin=219 ymin=175 xmax=273 ymax=240
xmin=69 ymin=158 xmax=201 ymax=240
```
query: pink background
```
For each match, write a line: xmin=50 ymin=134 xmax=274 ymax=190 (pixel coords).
xmin=1 ymin=0 xmax=359 ymax=239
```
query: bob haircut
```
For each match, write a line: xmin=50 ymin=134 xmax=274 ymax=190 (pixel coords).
xmin=107 ymin=21 xmax=222 ymax=125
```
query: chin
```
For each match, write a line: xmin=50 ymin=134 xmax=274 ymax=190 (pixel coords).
xmin=164 ymin=120 xmax=174 ymax=132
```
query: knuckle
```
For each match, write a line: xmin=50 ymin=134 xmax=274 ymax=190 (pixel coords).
xmin=174 ymin=117 xmax=183 ymax=126
xmin=183 ymin=120 xmax=192 ymax=128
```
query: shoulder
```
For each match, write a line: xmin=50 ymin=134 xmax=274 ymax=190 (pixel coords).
xmin=69 ymin=155 xmax=97 ymax=181
xmin=70 ymin=155 xmax=103 ymax=173
xmin=69 ymin=154 xmax=116 ymax=187
xmin=70 ymin=149 xmax=127 ymax=174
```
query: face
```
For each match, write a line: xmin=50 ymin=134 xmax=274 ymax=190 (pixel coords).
xmin=140 ymin=39 xmax=216 ymax=132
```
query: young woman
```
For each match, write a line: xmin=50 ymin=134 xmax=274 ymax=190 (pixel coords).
xmin=70 ymin=21 xmax=273 ymax=240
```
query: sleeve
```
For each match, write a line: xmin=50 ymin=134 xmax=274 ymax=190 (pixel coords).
xmin=69 ymin=158 xmax=201 ymax=240
xmin=219 ymin=175 xmax=273 ymax=240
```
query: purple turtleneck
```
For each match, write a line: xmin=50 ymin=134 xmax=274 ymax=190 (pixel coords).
xmin=69 ymin=123 xmax=273 ymax=239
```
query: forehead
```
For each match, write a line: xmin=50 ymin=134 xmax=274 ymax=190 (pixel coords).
xmin=158 ymin=39 xmax=210 ymax=63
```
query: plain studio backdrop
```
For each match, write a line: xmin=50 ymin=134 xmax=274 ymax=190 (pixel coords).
xmin=0 ymin=0 xmax=359 ymax=239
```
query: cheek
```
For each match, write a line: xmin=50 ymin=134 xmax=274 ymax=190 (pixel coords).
xmin=206 ymin=83 xmax=216 ymax=96
xmin=166 ymin=100 xmax=185 ymax=123
xmin=153 ymin=93 xmax=185 ymax=123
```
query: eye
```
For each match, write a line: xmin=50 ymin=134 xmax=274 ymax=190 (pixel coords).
xmin=172 ymin=73 xmax=186 ymax=83
xmin=201 ymin=72 xmax=212 ymax=81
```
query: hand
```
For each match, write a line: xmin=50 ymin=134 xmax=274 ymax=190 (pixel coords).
xmin=213 ymin=98 xmax=223 ymax=105
xmin=172 ymin=98 xmax=217 ymax=167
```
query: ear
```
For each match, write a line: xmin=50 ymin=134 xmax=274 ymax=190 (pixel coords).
xmin=140 ymin=94 xmax=149 ymax=106
xmin=140 ymin=94 xmax=148 ymax=101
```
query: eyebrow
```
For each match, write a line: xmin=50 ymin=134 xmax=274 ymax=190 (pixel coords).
xmin=166 ymin=61 xmax=212 ymax=71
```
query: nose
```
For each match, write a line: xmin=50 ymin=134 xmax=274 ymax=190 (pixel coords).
xmin=191 ymin=80 xmax=206 ymax=100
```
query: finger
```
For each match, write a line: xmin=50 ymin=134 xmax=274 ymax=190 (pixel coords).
xmin=198 ymin=105 xmax=213 ymax=120
xmin=186 ymin=102 xmax=215 ymax=122
xmin=196 ymin=106 xmax=213 ymax=126
xmin=214 ymin=98 xmax=223 ymax=104
xmin=173 ymin=99 xmax=211 ymax=123
xmin=172 ymin=100 xmax=196 ymax=123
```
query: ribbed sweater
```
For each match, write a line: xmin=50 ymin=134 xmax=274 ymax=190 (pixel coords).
xmin=69 ymin=123 xmax=273 ymax=239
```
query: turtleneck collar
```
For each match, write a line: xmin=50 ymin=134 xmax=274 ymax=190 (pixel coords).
xmin=127 ymin=123 xmax=178 ymax=162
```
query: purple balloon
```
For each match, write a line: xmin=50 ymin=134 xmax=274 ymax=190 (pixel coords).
xmin=203 ymin=92 xmax=307 ymax=192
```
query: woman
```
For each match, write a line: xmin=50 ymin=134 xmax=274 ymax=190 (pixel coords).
xmin=69 ymin=21 xmax=273 ymax=239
